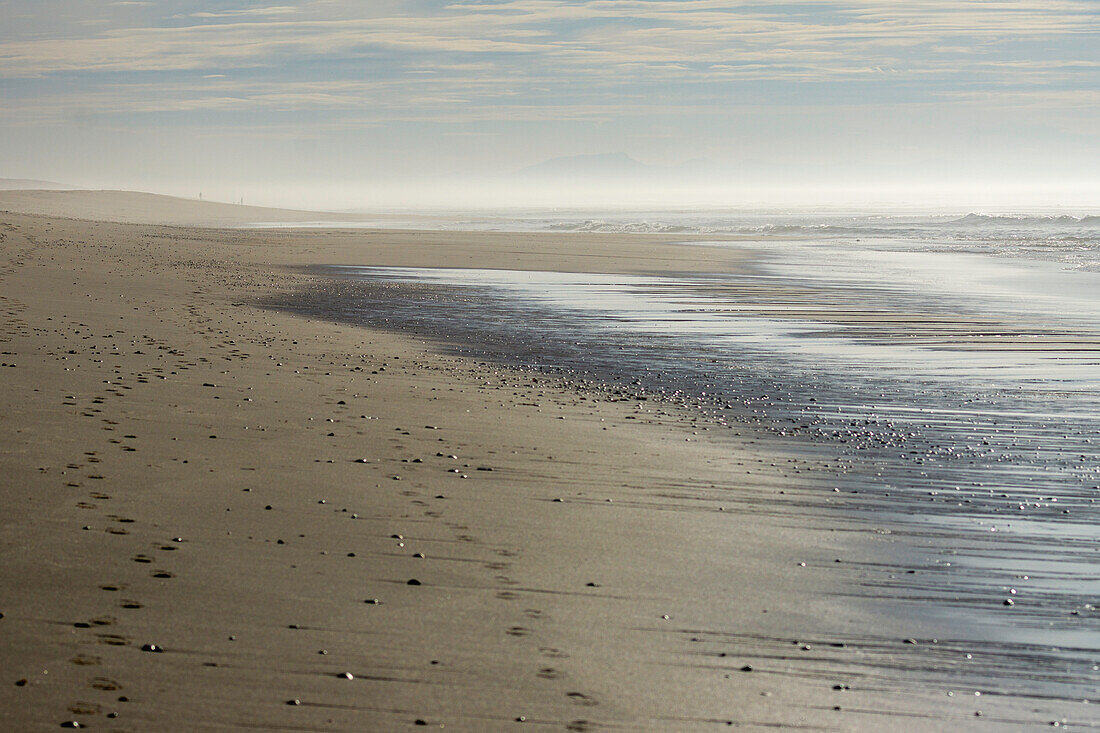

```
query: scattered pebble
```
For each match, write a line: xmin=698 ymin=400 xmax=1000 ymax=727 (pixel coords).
xmin=140 ymin=643 xmax=163 ymax=653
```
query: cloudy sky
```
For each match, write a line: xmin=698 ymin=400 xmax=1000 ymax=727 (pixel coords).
xmin=2 ymin=0 xmax=1099 ymax=207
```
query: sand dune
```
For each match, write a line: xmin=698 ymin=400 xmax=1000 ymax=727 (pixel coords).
xmin=0 ymin=188 xmax=367 ymax=227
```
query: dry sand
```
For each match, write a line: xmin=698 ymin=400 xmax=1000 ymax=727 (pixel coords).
xmin=0 ymin=192 xmax=1059 ymax=730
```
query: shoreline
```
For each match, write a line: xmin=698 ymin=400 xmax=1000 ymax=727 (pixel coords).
xmin=0 ymin=193 xmax=1092 ymax=729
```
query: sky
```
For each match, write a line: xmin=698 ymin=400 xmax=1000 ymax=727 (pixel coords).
xmin=1 ymin=0 xmax=1099 ymax=209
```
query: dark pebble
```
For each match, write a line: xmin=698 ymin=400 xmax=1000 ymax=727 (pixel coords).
xmin=364 ymin=598 xmax=381 ymax=605
xmin=740 ymin=665 xmax=753 ymax=672
xmin=337 ymin=672 xmax=353 ymax=680
xmin=1003 ymin=599 xmax=1015 ymax=606
xmin=407 ymin=579 xmax=421 ymax=586
xmin=286 ymin=698 xmax=301 ymax=706
xmin=60 ymin=723 xmax=82 ymax=729
xmin=140 ymin=643 xmax=163 ymax=653
xmin=15 ymin=679 xmax=27 ymax=687
xmin=414 ymin=720 xmax=427 ymax=726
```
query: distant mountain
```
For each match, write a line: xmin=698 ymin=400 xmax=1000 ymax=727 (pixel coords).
xmin=517 ymin=152 xmax=650 ymax=180
xmin=514 ymin=153 xmax=727 ymax=186
xmin=0 ymin=178 xmax=79 ymax=190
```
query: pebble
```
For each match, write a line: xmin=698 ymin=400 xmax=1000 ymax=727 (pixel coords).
xmin=60 ymin=723 xmax=82 ymax=729
xmin=407 ymin=578 xmax=422 ymax=586
xmin=1004 ymin=599 xmax=1015 ymax=607
xmin=740 ymin=665 xmax=753 ymax=672
xmin=338 ymin=672 xmax=354 ymax=680
xmin=286 ymin=698 xmax=301 ymax=706
xmin=140 ymin=643 xmax=163 ymax=653
xmin=364 ymin=598 xmax=381 ymax=605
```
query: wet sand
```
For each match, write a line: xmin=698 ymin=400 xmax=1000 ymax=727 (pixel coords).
xmin=0 ymin=191 xmax=1089 ymax=730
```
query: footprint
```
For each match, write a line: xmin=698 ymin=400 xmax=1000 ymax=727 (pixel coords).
xmin=566 ymin=692 xmax=598 ymax=707
xmin=506 ymin=626 xmax=531 ymax=637
xmin=151 ymin=570 xmax=174 ymax=579
xmin=537 ymin=667 xmax=562 ymax=680
xmin=89 ymin=677 xmax=121 ymax=691
xmin=119 ymin=599 xmax=143 ymax=610
xmin=539 ymin=647 xmax=569 ymax=659
xmin=70 ymin=655 xmax=102 ymax=666
xmin=68 ymin=702 xmax=102 ymax=715
xmin=96 ymin=633 xmax=129 ymax=646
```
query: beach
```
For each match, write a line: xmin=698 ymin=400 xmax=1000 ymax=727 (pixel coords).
xmin=0 ymin=191 xmax=1095 ymax=731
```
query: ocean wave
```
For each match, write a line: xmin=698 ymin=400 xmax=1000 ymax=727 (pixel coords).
xmin=951 ymin=213 xmax=1100 ymax=227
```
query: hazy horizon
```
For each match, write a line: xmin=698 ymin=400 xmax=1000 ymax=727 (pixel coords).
xmin=2 ymin=1 xmax=1099 ymax=210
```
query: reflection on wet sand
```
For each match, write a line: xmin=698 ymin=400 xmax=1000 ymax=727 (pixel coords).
xmin=278 ymin=252 xmax=1100 ymax=716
